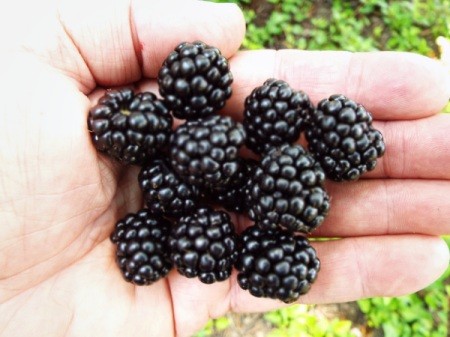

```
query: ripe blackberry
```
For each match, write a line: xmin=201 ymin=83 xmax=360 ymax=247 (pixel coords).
xmin=247 ymin=144 xmax=330 ymax=233
xmin=236 ymin=226 xmax=320 ymax=303
xmin=206 ymin=159 xmax=258 ymax=213
xmin=170 ymin=115 xmax=246 ymax=189
xmin=88 ymin=88 xmax=173 ymax=165
xmin=110 ymin=210 xmax=172 ymax=285
xmin=243 ymin=79 xmax=313 ymax=155
xmin=139 ymin=159 xmax=199 ymax=218
xmin=305 ymin=94 xmax=385 ymax=181
xmin=158 ymin=41 xmax=233 ymax=120
xmin=169 ymin=207 xmax=238 ymax=284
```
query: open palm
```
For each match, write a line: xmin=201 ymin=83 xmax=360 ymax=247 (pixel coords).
xmin=1 ymin=0 xmax=449 ymax=336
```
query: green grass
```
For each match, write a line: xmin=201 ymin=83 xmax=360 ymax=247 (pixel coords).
xmin=213 ymin=0 xmax=450 ymax=55
xmin=264 ymin=305 xmax=359 ymax=337
xmin=193 ymin=316 xmax=231 ymax=337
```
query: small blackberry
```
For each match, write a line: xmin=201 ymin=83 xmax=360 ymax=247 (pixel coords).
xmin=169 ymin=207 xmax=238 ymax=284
xmin=110 ymin=210 xmax=172 ymax=285
xmin=170 ymin=115 xmax=246 ymax=189
xmin=88 ymin=88 xmax=173 ymax=164
xmin=158 ymin=41 xmax=233 ymax=120
xmin=243 ymin=79 xmax=313 ymax=155
xmin=206 ymin=159 xmax=258 ymax=213
xmin=139 ymin=159 xmax=199 ymax=218
xmin=247 ymin=144 xmax=330 ymax=233
xmin=236 ymin=226 xmax=320 ymax=303
xmin=305 ymin=94 xmax=385 ymax=181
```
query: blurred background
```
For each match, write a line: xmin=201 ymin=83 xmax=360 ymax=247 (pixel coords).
xmin=194 ymin=1 xmax=450 ymax=336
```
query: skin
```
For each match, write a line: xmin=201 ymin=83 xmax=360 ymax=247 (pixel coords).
xmin=1 ymin=0 xmax=450 ymax=336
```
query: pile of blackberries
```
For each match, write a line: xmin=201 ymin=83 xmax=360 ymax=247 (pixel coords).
xmin=88 ymin=41 xmax=385 ymax=303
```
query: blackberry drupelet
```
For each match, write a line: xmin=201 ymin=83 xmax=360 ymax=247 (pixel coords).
xmin=169 ymin=207 xmax=238 ymax=284
xmin=139 ymin=159 xmax=199 ymax=218
xmin=170 ymin=115 xmax=246 ymax=189
xmin=236 ymin=226 xmax=320 ymax=303
xmin=158 ymin=41 xmax=233 ymax=120
xmin=207 ymin=159 xmax=258 ymax=213
xmin=243 ymin=79 xmax=313 ymax=155
xmin=110 ymin=210 xmax=172 ymax=285
xmin=88 ymin=88 xmax=173 ymax=164
xmin=247 ymin=144 xmax=330 ymax=233
xmin=305 ymin=94 xmax=385 ymax=181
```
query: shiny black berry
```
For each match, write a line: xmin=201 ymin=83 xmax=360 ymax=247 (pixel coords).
xmin=243 ymin=79 xmax=313 ymax=154
xmin=158 ymin=41 xmax=233 ymax=120
xmin=88 ymin=88 xmax=173 ymax=165
xmin=206 ymin=158 xmax=258 ymax=213
xmin=138 ymin=159 xmax=199 ymax=218
xmin=169 ymin=207 xmax=238 ymax=284
xmin=170 ymin=115 xmax=246 ymax=189
xmin=236 ymin=226 xmax=320 ymax=303
xmin=247 ymin=144 xmax=330 ymax=233
xmin=305 ymin=94 xmax=385 ymax=181
xmin=110 ymin=210 xmax=172 ymax=285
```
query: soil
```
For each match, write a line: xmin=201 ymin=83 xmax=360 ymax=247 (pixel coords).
xmin=249 ymin=0 xmax=274 ymax=26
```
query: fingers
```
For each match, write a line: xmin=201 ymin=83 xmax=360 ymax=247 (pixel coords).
xmin=226 ymin=50 xmax=450 ymax=120
xmin=314 ymin=179 xmax=450 ymax=237
xmin=58 ymin=0 xmax=245 ymax=88
xmin=366 ymin=114 xmax=450 ymax=179
xmin=230 ymin=235 xmax=449 ymax=313
xmin=135 ymin=79 xmax=450 ymax=180
xmin=236 ymin=179 xmax=450 ymax=237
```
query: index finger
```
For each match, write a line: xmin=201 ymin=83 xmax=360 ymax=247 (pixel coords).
xmin=225 ymin=50 xmax=450 ymax=120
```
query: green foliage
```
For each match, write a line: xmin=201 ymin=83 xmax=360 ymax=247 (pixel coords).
xmin=193 ymin=316 xmax=231 ymax=337
xmin=358 ymin=237 xmax=450 ymax=337
xmin=264 ymin=305 xmax=359 ymax=337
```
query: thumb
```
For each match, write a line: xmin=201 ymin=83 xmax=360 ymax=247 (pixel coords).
xmin=57 ymin=0 xmax=246 ymax=88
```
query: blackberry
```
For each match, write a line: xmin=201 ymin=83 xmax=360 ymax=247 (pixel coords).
xmin=305 ymin=94 xmax=385 ymax=181
xmin=170 ymin=115 xmax=246 ymax=189
xmin=88 ymin=88 xmax=173 ymax=164
xmin=243 ymin=79 xmax=313 ymax=155
xmin=247 ymin=144 xmax=330 ymax=233
xmin=139 ymin=159 xmax=199 ymax=218
xmin=236 ymin=226 xmax=320 ymax=303
xmin=206 ymin=159 xmax=258 ymax=213
xmin=169 ymin=207 xmax=238 ymax=284
xmin=158 ymin=41 xmax=233 ymax=120
xmin=110 ymin=210 xmax=172 ymax=285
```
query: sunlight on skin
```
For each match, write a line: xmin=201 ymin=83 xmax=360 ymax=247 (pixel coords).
xmin=0 ymin=0 xmax=449 ymax=337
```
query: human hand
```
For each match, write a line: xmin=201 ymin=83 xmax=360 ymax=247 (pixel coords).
xmin=1 ymin=0 xmax=449 ymax=336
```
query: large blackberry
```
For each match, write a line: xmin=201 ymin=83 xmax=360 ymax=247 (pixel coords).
xmin=206 ymin=159 xmax=258 ymax=213
xmin=139 ymin=159 xmax=199 ymax=218
xmin=247 ymin=144 xmax=330 ymax=233
xmin=88 ymin=88 xmax=173 ymax=165
xmin=158 ymin=41 xmax=233 ymax=120
xmin=169 ymin=207 xmax=238 ymax=284
xmin=110 ymin=210 xmax=172 ymax=285
xmin=236 ymin=226 xmax=320 ymax=303
xmin=305 ymin=94 xmax=385 ymax=181
xmin=243 ymin=79 xmax=313 ymax=155
xmin=170 ymin=115 xmax=246 ymax=189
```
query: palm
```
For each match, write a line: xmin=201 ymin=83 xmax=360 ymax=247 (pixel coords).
xmin=0 ymin=71 xmax=173 ymax=333
xmin=1 ymin=0 xmax=450 ymax=336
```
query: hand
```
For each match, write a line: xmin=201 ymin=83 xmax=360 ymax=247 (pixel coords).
xmin=1 ymin=0 xmax=449 ymax=336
